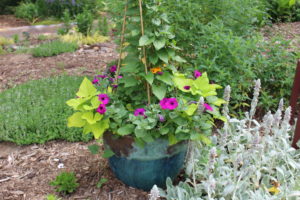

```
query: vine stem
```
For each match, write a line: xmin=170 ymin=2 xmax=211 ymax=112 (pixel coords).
xmin=115 ymin=0 xmax=128 ymax=84
xmin=138 ymin=0 xmax=151 ymax=105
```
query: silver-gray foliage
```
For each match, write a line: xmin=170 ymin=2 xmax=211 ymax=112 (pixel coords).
xmin=157 ymin=81 xmax=300 ymax=200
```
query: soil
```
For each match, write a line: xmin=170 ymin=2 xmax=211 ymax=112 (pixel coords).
xmin=0 ymin=42 xmax=118 ymax=92
xmin=0 ymin=141 xmax=149 ymax=200
xmin=261 ymin=21 xmax=300 ymax=52
xmin=0 ymin=15 xmax=29 ymax=29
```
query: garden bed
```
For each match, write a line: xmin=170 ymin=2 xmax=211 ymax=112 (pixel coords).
xmin=0 ymin=141 xmax=148 ymax=200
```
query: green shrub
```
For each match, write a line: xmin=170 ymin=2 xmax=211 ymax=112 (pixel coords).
xmin=32 ymin=40 xmax=78 ymax=57
xmin=98 ymin=16 xmax=109 ymax=36
xmin=0 ymin=76 xmax=93 ymax=145
xmin=76 ymin=9 xmax=94 ymax=36
xmin=265 ymin=0 xmax=300 ymax=22
xmin=15 ymin=2 xmax=39 ymax=23
xmin=0 ymin=0 xmax=22 ymax=14
xmin=50 ymin=172 xmax=79 ymax=195
xmin=35 ymin=0 xmax=103 ymax=19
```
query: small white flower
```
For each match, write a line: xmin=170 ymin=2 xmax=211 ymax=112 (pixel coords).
xmin=57 ymin=163 xmax=64 ymax=169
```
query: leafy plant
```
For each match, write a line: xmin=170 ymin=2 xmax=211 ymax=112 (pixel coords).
xmin=96 ymin=178 xmax=108 ymax=188
xmin=98 ymin=15 xmax=109 ymax=36
xmin=0 ymin=76 xmax=93 ymax=145
xmin=265 ymin=0 xmax=300 ymax=21
xmin=32 ymin=40 xmax=78 ymax=57
xmin=76 ymin=9 xmax=94 ymax=36
xmin=15 ymin=2 xmax=39 ymax=23
xmin=159 ymin=81 xmax=300 ymax=200
xmin=57 ymin=9 xmax=72 ymax=35
xmin=46 ymin=194 xmax=62 ymax=200
xmin=60 ymin=32 xmax=108 ymax=45
xmin=50 ymin=172 xmax=79 ymax=195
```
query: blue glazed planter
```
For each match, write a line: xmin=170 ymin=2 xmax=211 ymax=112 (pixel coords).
xmin=103 ymin=132 xmax=188 ymax=191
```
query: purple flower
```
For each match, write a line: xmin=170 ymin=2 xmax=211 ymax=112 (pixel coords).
xmin=134 ymin=108 xmax=146 ymax=117
xmin=92 ymin=78 xmax=99 ymax=84
xmin=158 ymin=114 xmax=165 ymax=122
xmin=165 ymin=98 xmax=178 ymax=110
xmin=160 ymin=98 xmax=169 ymax=110
xmin=204 ymin=103 xmax=213 ymax=111
xmin=97 ymin=75 xmax=107 ymax=79
xmin=118 ymin=75 xmax=123 ymax=79
xmin=96 ymin=104 xmax=106 ymax=114
xmin=112 ymin=84 xmax=118 ymax=89
xmin=157 ymin=71 xmax=163 ymax=75
xmin=110 ymin=65 xmax=117 ymax=73
xmin=98 ymin=94 xmax=110 ymax=105
xmin=184 ymin=85 xmax=191 ymax=90
xmin=160 ymin=98 xmax=178 ymax=110
xmin=194 ymin=70 xmax=202 ymax=79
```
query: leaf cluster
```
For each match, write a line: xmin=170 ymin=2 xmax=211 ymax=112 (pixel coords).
xmin=50 ymin=172 xmax=79 ymax=195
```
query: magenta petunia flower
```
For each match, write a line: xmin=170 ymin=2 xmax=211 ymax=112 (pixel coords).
xmin=157 ymin=71 xmax=163 ymax=75
xmin=184 ymin=85 xmax=191 ymax=90
xmin=204 ymin=103 xmax=213 ymax=111
xmin=160 ymin=98 xmax=169 ymax=110
xmin=112 ymin=84 xmax=118 ymax=89
xmin=165 ymin=98 xmax=178 ymax=110
xmin=118 ymin=75 xmax=123 ymax=79
xmin=98 ymin=94 xmax=110 ymax=105
xmin=194 ymin=70 xmax=202 ymax=79
xmin=134 ymin=108 xmax=146 ymax=117
xmin=110 ymin=65 xmax=117 ymax=73
xmin=92 ymin=78 xmax=99 ymax=84
xmin=96 ymin=104 xmax=106 ymax=114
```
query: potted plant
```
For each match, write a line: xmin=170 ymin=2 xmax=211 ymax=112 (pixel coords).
xmin=66 ymin=0 xmax=226 ymax=191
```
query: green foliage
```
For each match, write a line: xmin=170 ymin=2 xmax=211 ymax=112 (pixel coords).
xmin=12 ymin=34 xmax=19 ymax=43
xmin=32 ymin=40 xmax=78 ymax=57
xmin=15 ymin=2 xmax=39 ymax=23
xmin=46 ymin=194 xmax=61 ymax=200
xmin=76 ymin=9 xmax=94 ymax=36
xmin=35 ymin=0 xmax=103 ymax=19
xmin=37 ymin=34 xmax=48 ymax=41
xmin=265 ymin=0 xmax=300 ymax=21
xmin=50 ymin=172 xmax=79 ymax=195
xmin=57 ymin=9 xmax=72 ymax=35
xmin=0 ymin=0 xmax=22 ymax=14
xmin=98 ymin=16 xmax=109 ymax=36
xmin=0 ymin=76 xmax=93 ymax=145
xmin=96 ymin=178 xmax=108 ymax=188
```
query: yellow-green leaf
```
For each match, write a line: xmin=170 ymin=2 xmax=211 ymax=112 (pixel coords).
xmin=82 ymin=111 xmax=103 ymax=124
xmin=199 ymin=134 xmax=211 ymax=145
xmin=76 ymin=77 xmax=97 ymax=98
xmin=185 ymin=104 xmax=198 ymax=116
xmin=92 ymin=119 xmax=110 ymax=139
xmin=67 ymin=112 xmax=86 ymax=127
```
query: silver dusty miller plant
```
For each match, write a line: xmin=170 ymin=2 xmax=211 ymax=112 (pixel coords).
xmin=156 ymin=80 xmax=300 ymax=200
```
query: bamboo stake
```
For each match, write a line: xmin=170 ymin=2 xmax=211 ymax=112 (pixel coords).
xmin=138 ymin=0 xmax=151 ymax=105
xmin=115 ymin=0 xmax=128 ymax=83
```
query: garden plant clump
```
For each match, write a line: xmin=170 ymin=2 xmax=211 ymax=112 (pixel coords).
xmin=153 ymin=81 xmax=300 ymax=200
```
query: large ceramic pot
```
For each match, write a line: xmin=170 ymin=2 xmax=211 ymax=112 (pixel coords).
xmin=103 ymin=132 xmax=188 ymax=191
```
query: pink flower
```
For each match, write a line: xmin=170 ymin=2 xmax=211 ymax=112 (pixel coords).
xmin=165 ymin=98 xmax=178 ymax=110
xmin=204 ymin=103 xmax=213 ymax=111
xmin=160 ymin=98 xmax=178 ymax=110
xmin=96 ymin=104 xmax=106 ymax=114
xmin=118 ymin=75 xmax=123 ymax=79
xmin=184 ymin=85 xmax=191 ymax=90
xmin=134 ymin=108 xmax=146 ymax=117
xmin=92 ymin=78 xmax=99 ymax=84
xmin=98 ymin=94 xmax=110 ymax=105
xmin=194 ymin=70 xmax=202 ymax=79
xmin=97 ymin=75 xmax=107 ymax=79
xmin=160 ymin=98 xmax=169 ymax=110
xmin=110 ymin=65 xmax=117 ymax=73
xmin=157 ymin=71 xmax=163 ymax=75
